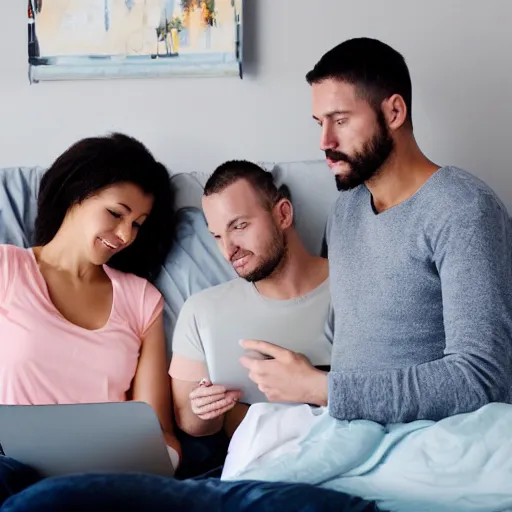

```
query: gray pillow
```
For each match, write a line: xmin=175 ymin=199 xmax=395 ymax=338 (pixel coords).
xmin=154 ymin=207 xmax=236 ymax=360
xmin=0 ymin=166 xmax=43 ymax=247
xmin=0 ymin=167 xmax=236 ymax=360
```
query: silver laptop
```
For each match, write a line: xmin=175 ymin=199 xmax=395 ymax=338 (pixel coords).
xmin=0 ymin=401 xmax=175 ymax=478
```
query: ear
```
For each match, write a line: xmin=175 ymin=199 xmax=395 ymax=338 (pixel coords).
xmin=273 ymin=198 xmax=293 ymax=230
xmin=381 ymin=94 xmax=408 ymax=131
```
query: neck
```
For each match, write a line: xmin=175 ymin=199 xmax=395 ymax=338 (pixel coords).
xmin=34 ymin=230 xmax=101 ymax=281
xmin=366 ymin=134 xmax=440 ymax=213
xmin=253 ymin=231 xmax=328 ymax=300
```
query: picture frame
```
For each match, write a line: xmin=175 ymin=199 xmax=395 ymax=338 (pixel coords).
xmin=28 ymin=0 xmax=243 ymax=83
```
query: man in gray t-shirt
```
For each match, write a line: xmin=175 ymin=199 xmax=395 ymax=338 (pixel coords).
xmin=170 ymin=161 xmax=331 ymax=438
xmin=241 ymin=38 xmax=512 ymax=424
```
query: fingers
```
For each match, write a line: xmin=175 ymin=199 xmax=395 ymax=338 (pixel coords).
xmin=191 ymin=391 xmax=241 ymax=418
xmin=190 ymin=382 xmax=243 ymax=418
xmin=191 ymin=394 xmax=233 ymax=415
xmin=189 ymin=384 xmax=227 ymax=400
xmin=239 ymin=355 xmax=259 ymax=370
xmin=191 ymin=392 xmax=229 ymax=409
xmin=240 ymin=339 xmax=288 ymax=360
xmin=225 ymin=389 xmax=243 ymax=402
xmin=191 ymin=389 xmax=241 ymax=409
xmin=248 ymin=368 xmax=268 ymax=387
xmin=197 ymin=400 xmax=238 ymax=420
xmin=240 ymin=355 xmax=274 ymax=374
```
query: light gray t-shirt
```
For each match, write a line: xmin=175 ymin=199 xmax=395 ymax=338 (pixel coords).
xmin=171 ymin=277 xmax=332 ymax=404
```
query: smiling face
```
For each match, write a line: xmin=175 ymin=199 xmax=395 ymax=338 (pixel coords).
xmin=312 ymin=79 xmax=394 ymax=190
xmin=64 ymin=182 xmax=154 ymax=266
xmin=202 ymin=179 xmax=287 ymax=282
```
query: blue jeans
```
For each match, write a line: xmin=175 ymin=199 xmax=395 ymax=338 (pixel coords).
xmin=0 ymin=457 xmax=40 ymax=507
xmin=174 ymin=427 xmax=229 ymax=479
xmin=0 ymin=457 xmax=380 ymax=511
xmin=1 ymin=473 xmax=380 ymax=512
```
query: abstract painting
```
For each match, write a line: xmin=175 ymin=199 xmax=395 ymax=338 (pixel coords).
xmin=28 ymin=0 xmax=242 ymax=83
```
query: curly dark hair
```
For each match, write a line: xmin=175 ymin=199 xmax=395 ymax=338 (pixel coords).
xmin=35 ymin=133 xmax=175 ymax=281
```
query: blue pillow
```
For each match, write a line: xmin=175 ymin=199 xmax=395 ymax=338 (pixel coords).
xmin=0 ymin=167 xmax=235 ymax=358
xmin=0 ymin=166 xmax=43 ymax=247
xmin=155 ymin=207 xmax=236 ymax=359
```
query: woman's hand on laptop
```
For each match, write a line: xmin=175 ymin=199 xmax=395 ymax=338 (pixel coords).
xmin=189 ymin=380 xmax=242 ymax=420
xmin=239 ymin=340 xmax=328 ymax=406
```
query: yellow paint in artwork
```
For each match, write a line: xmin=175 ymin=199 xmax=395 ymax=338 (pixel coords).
xmin=171 ymin=28 xmax=180 ymax=53
xmin=34 ymin=0 xmax=238 ymax=57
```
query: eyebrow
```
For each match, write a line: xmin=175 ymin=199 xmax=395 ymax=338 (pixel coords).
xmin=117 ymin=202 xmax=150 ymax=219
xmin=312 ymin=110 xmax=352 ymax=121
xmin=118 ymin=202 xmax=132 ymax=212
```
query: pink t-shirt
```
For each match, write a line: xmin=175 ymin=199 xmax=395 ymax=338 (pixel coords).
xmin=0 ymin=244 xmax=164 ymax=405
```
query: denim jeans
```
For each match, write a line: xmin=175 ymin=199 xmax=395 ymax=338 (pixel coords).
xmin=0 ymin=457 xmax=41 ymax=507
xmin=0 ymin=455 xmax=382 ymax=511
xmin=1 ymin=473 xmax=380 ymax=511
xmin=174 ymin=427 xmax=229 ymax=479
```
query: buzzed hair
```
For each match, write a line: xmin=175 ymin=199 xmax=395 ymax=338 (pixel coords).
xmin=204 ymin=160 xmax=291 ymax=209
xmin=306 ymin=37 xmax=413 ymax=127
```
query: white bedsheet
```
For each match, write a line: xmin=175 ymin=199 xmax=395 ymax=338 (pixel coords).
xmin=221 ymin=402 xmax=512 ymax=512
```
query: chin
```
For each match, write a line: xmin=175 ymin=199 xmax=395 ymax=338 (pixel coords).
xmin=89 ymin=249 xmax=111 ymax=267
xmin=235 ymin=268 xmax=251 ymax=279
xmin=236 ymin=266 xmax=261 ymax=281
xmin=91 ymin=256 xmax=109 ymax=266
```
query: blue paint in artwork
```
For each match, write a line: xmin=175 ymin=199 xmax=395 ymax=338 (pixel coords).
xmin=104 ymin=0 xmax=110 ymax=31
xmin=27 ymin=0 xmax=243 ymax=83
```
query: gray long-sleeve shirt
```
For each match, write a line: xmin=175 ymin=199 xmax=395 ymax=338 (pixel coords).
xmin=326 ymin=166 xmax=512 ymax=423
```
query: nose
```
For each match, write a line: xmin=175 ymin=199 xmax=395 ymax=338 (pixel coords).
xmin=320 ymin=123 xmax=338 ymax=152
xmin=114 ymin=222 xmax=132 ymax=246
xmin=221 ymin=237 xmax=238 ymax=262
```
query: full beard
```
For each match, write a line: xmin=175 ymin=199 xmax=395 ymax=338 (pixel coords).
xmin=238 ymin=232 xmax=287 ymax=283
xmin=327 ymin=112 xmax=394 ymax=191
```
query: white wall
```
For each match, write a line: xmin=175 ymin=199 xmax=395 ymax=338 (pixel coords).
xmin=1 ymin=0 xmax=511 ymax=209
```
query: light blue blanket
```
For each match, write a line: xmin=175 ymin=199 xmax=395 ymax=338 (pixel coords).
xmin=222 ymin=402 xmax=512 ymax=512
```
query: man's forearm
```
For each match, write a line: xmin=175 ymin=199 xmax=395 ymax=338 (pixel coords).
xmin=328 ymin=354 xmax=511 ymax=423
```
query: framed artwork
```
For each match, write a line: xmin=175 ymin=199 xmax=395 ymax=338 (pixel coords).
xmin=28 ymin=0 xmax=243 ymax=83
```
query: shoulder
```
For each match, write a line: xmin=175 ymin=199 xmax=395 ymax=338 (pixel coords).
xmin=172 ymin=280 xmax=244 ymax=346
xmin=0 ymin=244 xmax=32 ymax=275
xmin=106 ymin=265 xmax=161 ymax=299
xmin=423 ymin=167 xmax=508 ymax=221
xmin=421 ymin=168 xmax=511 ymax=255
xmin=106 ymin=266 xmax=164 ymax=330
xmin=180 ymin=278 xmax=246 ymax=317
xmin=0 ymin=244 xmax=32 ymax=299
xmin=187 ymin=278 xmax=245 ymax=305
xmin=0 ymin=243 xmax=30 ymax=260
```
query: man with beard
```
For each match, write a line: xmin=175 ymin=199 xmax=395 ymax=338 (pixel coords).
xmin=169 ymin=160 xmax=332 ymax=438
xmin=241 ymin=37 xmax=512 ymax=424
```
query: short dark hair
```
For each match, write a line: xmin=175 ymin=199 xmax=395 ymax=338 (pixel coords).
xmin=204 ymin=160 xmax=290 ymax=209
xmin=35 ymin=132 xmax=175 ymax=281
xmin=306 ymin=37 xmax=413 ymax=125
